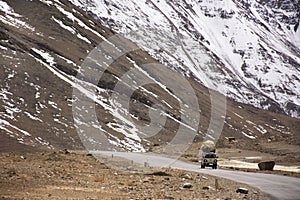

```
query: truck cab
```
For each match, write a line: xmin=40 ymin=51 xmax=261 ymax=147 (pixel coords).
xmin=200 ymin=153 xmax=218 ymax=169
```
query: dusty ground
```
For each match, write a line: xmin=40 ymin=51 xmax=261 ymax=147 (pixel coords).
xmin=0 ymin=150 xmax=269 ymax=200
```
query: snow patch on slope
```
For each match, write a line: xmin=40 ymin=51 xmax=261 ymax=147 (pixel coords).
xmin=0 ymin=0 xmax=35 ymax=31
xmin=31 ymin=47 xmax=145 ymax=152
xmin=69 ymin=0 xmax=300 ymax=117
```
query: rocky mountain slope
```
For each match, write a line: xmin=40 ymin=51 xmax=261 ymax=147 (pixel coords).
xmin=71 ymin=0 xmax=300 ymax=117
xmin=0 ymin=0 xmax=299 ymax=155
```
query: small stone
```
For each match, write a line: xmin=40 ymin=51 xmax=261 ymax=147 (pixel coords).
xmin=202 ymin=186 xmax=212 ymax=190
xmin=142 ymin=178 xmax=150 ymax=183
xmin=164 ymin=196 xmax=175 ymax=200
xmin=201 ymin=176 xmax=208 ymax=180
xmin=182 ymin=174 xmax=192 ymax=180
xmin=227 ymin=137 xmax=236 ymax=143
xmin=62 ymin=149 xmax=70 ymax=154
xmin=128 ymin=186 xmax=134 ymax=190
xmin=236 ymin=187 xmax=248 ymax=194
xmin=148 ymin=171 xmax=171 ymax=176
xmin=183 ymin=182 xmax=193 ymax=189
xmin=8 ymin=171 xmax=17 ymax=177
xmin=267 ymin=138 xmax=272 ymax=143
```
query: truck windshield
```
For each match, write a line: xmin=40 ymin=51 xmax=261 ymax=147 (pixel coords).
xmin=204 ymin=154 xmax=216 ymax=158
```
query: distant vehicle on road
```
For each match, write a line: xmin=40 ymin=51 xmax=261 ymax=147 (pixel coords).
xmin=200 ymin=153 xmax=218 ymax=169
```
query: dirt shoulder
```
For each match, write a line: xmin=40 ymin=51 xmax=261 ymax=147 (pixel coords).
xmin=0 ymin=151 xmax=269 ymax=200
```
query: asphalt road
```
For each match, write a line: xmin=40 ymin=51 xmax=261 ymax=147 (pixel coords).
xmin=95 ymin=151 xmax=300 ymax=200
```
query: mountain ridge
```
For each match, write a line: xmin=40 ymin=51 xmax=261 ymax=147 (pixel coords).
xmin=0 ymin=0 xmax=299 ymax=155
xmin=69 ymin=0 xmax=300 ymax=117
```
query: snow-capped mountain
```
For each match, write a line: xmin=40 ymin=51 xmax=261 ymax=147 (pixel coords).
xmin=70 ymin=0 xmax=300 ymax=117
xmin=0 ymin=0 xmax=299 ymax=153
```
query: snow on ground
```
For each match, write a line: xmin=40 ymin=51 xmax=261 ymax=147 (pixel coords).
xmin=0 ymin=0 xmax=20 ymax=16
xmin=32 ymin=48 xmax=56 ymax=66
xmin=51 ymin=16 xmax=76 ymax=34
xmin=56 ymin=54 xmax=77 ymax=67
xmin=0 ymin=0 xmax=35 ymax=31
xmin=54 ymin=3 xmax=107 ymax=41
xmin=51 ymin=16 xmax=91 ymax=44
xmin=0 ymin=119 xmax=31 ymax=137
xmin=241 ymin=131 xmax=256 ymax=140
xmin=24 ymin=111 xmax=43 ymax=122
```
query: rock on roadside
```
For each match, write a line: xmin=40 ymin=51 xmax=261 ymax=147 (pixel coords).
xmin=258 ymin=161 xmax=275 ymax=171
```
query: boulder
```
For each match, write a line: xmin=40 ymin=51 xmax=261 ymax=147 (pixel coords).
xmin=236 ymin=187 xmax=248 ymax=194
xmin=258 ymin=161 xmax=275 ymax=171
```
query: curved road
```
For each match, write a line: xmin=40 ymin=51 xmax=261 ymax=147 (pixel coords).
xmin=95 ymin=151 xmax=300 ymax=200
